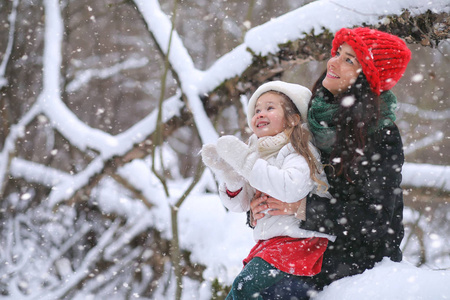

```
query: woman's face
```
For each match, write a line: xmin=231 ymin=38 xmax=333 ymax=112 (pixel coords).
xmin=251 ymin=92 xmax=287 ymax=138
xmin=323 ymin=42 xmax=362 ymax=95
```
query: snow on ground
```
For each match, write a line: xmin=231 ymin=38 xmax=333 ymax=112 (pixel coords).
xmin=316 ymin=259 xmax=450 ymax=300
xmin=174 ymin=185 xmax=450 ymax=300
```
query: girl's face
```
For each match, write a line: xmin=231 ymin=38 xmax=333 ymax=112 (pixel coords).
xmin=323 ymin=42 xmax=362 ymax=95
xmin=251 ymin=92 xmax=287 ymax=138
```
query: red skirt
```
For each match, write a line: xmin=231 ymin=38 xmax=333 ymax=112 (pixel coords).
xmin=243 ymin=236 xmax=328 ymax=276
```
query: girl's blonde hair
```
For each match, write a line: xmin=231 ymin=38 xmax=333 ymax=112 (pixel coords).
xmin=266 ymin=91 xmax=328 ymax=192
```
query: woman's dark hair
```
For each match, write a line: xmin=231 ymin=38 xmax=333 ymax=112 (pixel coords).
xmin=311 ymin=71 xmax=381 ymax=182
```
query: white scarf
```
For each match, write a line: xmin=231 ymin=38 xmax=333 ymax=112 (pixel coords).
xmin=249 ymin=131 xmax=290 ymax=160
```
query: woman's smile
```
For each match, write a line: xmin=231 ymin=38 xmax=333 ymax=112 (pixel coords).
xmin=326 ymin=70 xmax=339 ymax=79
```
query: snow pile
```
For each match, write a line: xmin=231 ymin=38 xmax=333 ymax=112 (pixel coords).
xmin=316 ymin=258 xmax=450 ymax=300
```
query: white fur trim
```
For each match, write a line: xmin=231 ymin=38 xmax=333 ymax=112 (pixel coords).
xmin=247 ymin=81 xmax=312 ymax=129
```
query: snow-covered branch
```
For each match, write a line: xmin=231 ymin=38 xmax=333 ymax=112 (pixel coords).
xmin=66 ymin=56 xmax=149 ymax=93
xmin=0 ymin=104 xmax=41 ymax=193
xmin=133 ymin=0 xmax=219 ymax=144
xmin=403 ymin=162 xmax=450 ymax=192
xmin=404 ymin=131 xmax=444 ymax=155
xmin=400 ymin=103 xmax=450 ymax=120
xmin=30 ymin=220 xmax=121 ymax=300
xmin=0 ymin=0 xmax=19 ymax=89
xmin=244 ymin=0 xmax=448 ymax=56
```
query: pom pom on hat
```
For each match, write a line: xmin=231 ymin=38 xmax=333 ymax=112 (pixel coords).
xmin=332 ymin=27 xmax=411 ymax=95
xmin=247 ymin=81 xmax=312 ymax=129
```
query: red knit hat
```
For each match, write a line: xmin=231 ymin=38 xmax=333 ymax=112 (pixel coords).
xmin=331 ymin=27 xmax=411 ymax=95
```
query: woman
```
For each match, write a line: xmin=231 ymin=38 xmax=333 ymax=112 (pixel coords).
xmin=250 ymin=27 xmax=412 ymax=298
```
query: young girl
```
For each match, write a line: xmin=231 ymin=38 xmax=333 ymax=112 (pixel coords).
xmin=201 ymin=81 xmax=335 ymax=299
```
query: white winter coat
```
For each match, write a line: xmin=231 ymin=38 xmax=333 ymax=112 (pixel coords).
xmin=219 ymin=142 xmax=335 ymax=242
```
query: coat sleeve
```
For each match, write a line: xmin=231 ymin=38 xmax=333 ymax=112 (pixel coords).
xmin=301 ymin=125 xmax=404 ymax=241
xmin=218 ymin=180 xmax=255 ymax=213
xmin=247 ymin=147 xmax=314 ymax=203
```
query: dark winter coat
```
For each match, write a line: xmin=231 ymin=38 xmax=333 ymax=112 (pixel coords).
xmin=301 ymin=123 xmax=405 ymax=288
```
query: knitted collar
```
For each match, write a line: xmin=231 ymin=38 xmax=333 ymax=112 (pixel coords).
xmin=307 ymin=88 xmax=397 ymax=153
xmin=249 ymin=131 xmax=289 ymax=160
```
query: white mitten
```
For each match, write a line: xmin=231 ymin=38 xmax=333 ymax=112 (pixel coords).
xmin=201 ymin=143 xmax=244 ymax=191
xmin=216 ymin=135 xmax=259 ymax=179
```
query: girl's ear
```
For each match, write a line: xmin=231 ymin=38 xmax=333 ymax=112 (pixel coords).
xmin=290 ymin=114 xmax=301 ymax=127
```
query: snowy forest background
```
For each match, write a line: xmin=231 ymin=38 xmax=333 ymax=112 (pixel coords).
xmin=0 ymin=0 xmax=449 ymax=299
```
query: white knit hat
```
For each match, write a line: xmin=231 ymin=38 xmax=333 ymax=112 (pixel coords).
xmin=247 ymin=81 xmax=312 ymax=128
